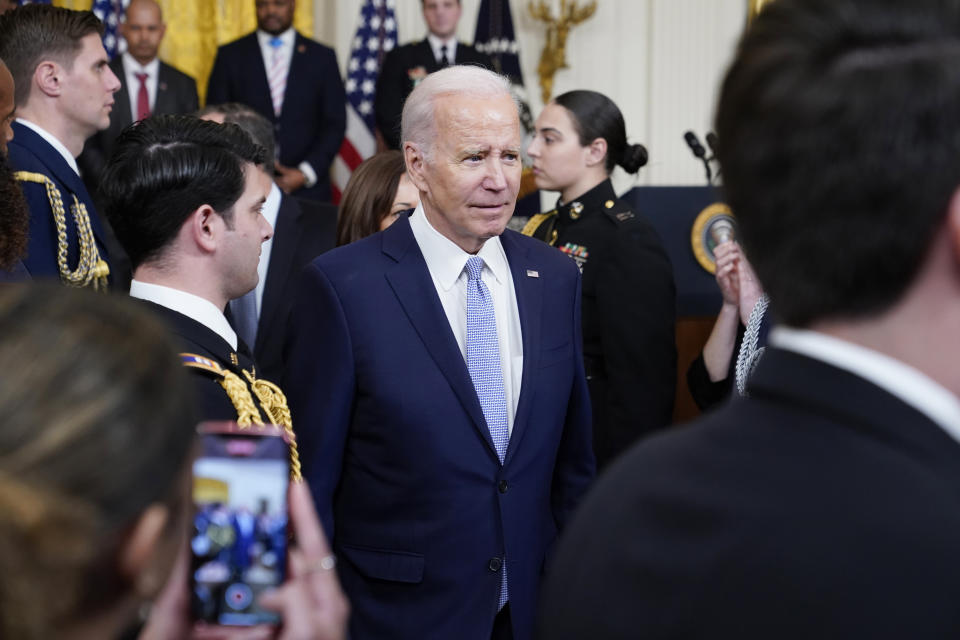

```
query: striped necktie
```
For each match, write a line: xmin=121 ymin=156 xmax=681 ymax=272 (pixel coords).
xmin=267 ymin=37 xmax=288 ymax=117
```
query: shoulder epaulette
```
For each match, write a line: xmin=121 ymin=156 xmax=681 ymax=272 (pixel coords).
xmin=14 ymin=170 xmax=110 ymax=291
xmin=180 ymin=353 xmax=227 ymax=376
xmin=521 ymin=211 xmax=559 ymax=246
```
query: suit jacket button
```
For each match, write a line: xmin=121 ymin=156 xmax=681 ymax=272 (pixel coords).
xmin=498 ymin=480 xmax=508 ymax=494
xmin=488 ymin=557 xmax=502 ymax=572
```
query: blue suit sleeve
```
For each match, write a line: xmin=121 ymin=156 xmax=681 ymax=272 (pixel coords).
xmin=283 ymin=260 xmax=355 ymax=539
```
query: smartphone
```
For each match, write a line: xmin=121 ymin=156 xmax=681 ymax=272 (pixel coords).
xmin=190 ymin=422 xmax=290 ymax=626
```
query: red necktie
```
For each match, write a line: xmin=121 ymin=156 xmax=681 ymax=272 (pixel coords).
xmin=135 ymin=72 xmax=150 ymax=121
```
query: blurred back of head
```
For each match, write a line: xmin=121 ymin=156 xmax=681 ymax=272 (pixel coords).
xmin=0 ymin=283 xmax=196 ymax=639
xmin=0 ymin=151 xmax=29 ymax=271
xmin=337 ymin=150 xmax=406 ymax=246
xmin=716 ymin=0 xmax=960 ymax=327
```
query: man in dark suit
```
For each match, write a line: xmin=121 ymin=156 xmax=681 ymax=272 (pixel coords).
xmin=538 ymin=1 xmax=960 ymax=638
xmin=207 ymin=0 xmax=345 ymax=202
xmin=78 ymin=0 xmax=198 ymax=193
xmin=100 ymin=114 xmax=294 ymax=433
xmin=0 ymin=5 xmax=120 ymax=289
xmin=375 ymin=0 xmax=493 ymax=150
xmin=200 ymin=102 xmax=337 ymax=383
xmin=285 ymin=66 xmax=595 ymax=640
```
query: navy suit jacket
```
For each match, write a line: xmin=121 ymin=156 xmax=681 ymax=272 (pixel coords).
xmin=284 ymin=216 xmax=595 ymax=640
xmin=7 ymin=121 xmax=111 ymax=283
xmin=251 ymin=194 xmax=337 ymax=383
xmin=207 ymin=32 xmax=346 ymax=202
xmin=540 ymin=347 xmax=960 ymax=639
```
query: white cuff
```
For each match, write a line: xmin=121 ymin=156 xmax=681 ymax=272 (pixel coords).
xmin=298 ymin=161 xmax=317 ymax=188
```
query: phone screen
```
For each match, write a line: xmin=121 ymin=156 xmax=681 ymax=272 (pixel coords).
xmin=190 ymin=424 xmax=289 ymax=626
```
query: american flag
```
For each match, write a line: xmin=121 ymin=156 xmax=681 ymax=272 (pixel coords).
xmin=474 ymin=0 xmax=534 ymax=134
xmin=92 ymin=0 xmax=124 ymax=59
xmin=332 ymin=0 xmax=398 ymax=203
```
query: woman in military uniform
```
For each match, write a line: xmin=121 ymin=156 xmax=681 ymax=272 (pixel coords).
xmin=525 ymin=90 xmax=677 ymax=468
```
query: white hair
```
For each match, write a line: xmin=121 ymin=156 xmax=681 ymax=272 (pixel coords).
xmin=401 ymin=65 xmax=517 ymax=159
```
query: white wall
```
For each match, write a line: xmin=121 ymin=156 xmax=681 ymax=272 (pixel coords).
xmin=319 ymin=0 xmax=746 ymax=189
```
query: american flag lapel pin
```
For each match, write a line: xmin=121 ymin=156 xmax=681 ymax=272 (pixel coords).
xmin=526 ymin=269 xmax=539 ymax=278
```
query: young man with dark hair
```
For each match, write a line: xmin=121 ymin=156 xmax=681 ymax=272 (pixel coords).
xmin=539 ymin=0 xmax=960 ymax=637
xmin=101 ymin=114 xmax=291 ymax=430
xmin=199 ymin=102 xmax=337 ymax=383
xmin=0 ymin=4 xmax=121 ymax=289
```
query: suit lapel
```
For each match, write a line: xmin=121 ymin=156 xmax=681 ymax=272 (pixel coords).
xmin=245 ymin=34 xmax=275 ymax=119
xmin=154 ymin=63 xmax=175 ymax=115
xmin=281 ymin=34 xmax=309 ymax=124
xmin=500 ymin=231 xmax=542 ymax=466
xmin=381 ymin=218 xmax=498 ymax=457
xmin=416 ymin=40 xmax=441 ymax=73
xmin=111 ymin=58 xmax=133 ymax=130
xmin=257 ymin=193 xmax=299 ymax=351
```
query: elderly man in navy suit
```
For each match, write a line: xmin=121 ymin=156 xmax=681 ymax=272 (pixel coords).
xmin=207 ymin=0 xmax=345 ymax=202
xmin=539 ymin=1 xmax=960 ymax=638
xmin=285 ymin=65 xmax=595 ymax=640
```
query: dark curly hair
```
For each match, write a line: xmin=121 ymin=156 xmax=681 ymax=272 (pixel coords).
xmin=0 ymin=151 xmax=29 ymax=271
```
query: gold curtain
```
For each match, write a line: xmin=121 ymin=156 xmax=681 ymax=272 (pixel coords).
xmin=55 ymin=0 xmax=314 ymax=105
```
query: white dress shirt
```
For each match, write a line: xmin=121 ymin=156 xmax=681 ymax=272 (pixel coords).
xmin=253 ymin=182 xmax=282 ymax=318
xmin=254 ymin=27 xmax=317 ymax=188
xmin=130 ymin=279 xmax=238 ymax=350
xmin=121 ymin=52 xmax=160 ymax=119
xmin=427 ymin=33 xmax=458 ymax=65
xmin=771 ymin=326 xmax=960 ymax=444
xmin=409 ymin=204 xmax=523 ymax=433
xmin=16 ymin=118 xmax=78 ymax=174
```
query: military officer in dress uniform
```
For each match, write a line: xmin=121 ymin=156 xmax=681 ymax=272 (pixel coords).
xmin=99 ymin=114 xmax=299 ymax=475
xmin=525 ymin=90 xmax=677 ymax=468
xmin=0 ymin=5 xmax=122 ymax=289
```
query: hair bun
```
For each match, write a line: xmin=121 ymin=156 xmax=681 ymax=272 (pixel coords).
xmin=620 ymin=143 xmax=648 ymax=174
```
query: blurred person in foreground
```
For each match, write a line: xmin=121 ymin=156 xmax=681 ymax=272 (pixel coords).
xmin=538 ymin=0 xmax=960 ymax=637
xmin=285 ymin=65 xmax=594 ymax=640
xmin=0 ymin=284 xmax=347 ymax=640
xmin=335 ymin=150 xmax=419 ymax=246
xmin=0 ymin=58 xmax=29 ymax=281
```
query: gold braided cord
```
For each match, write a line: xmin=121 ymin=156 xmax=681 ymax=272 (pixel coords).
xmin=243 ymin=371 xmax=302 ymax=482
xmin=13 ymin=171 xmax=109 ymax=291
xmin=218 ymin=370 xmax=264 ymax=427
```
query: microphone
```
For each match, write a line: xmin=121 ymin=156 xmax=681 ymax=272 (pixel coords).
xmin=684 ymin=131 xmax=712 ymax=184
xmin=684 ymin=131 xmax=706 ymax=159
xmin=705 ymin=132 xmax=719 ymax=158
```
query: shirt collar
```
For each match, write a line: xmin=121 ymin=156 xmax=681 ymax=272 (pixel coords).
xmin=122 ymin=52 xmax=159 ymax=77
xmin=263 ymin=181 xmax=282 ymax=229
xmin=427 ymin=33 xmax=457 ymax=61
xmin=257 ymin=28 xmax=295 ymax=49
xmin=129 ymin=279 xmax=238 ymax=350
xmin=770 ymin=326 xmax=960 ymax=443
xmin=16 ymin=118 xmax=78 ymax=175
xmin=409 ymin=202 xmax=508 ymax=291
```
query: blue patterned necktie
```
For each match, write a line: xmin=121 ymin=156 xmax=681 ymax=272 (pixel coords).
xmin=464 ymin=255 xmax=509 ymax=609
